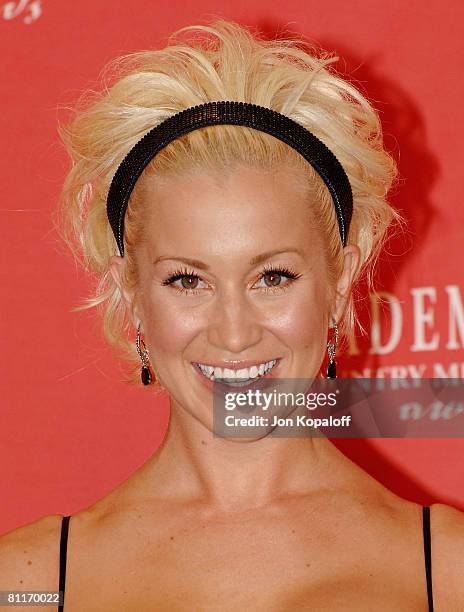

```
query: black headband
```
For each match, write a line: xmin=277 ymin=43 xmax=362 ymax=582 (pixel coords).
xmin=107 ymin=101 xmax=353 ymax=256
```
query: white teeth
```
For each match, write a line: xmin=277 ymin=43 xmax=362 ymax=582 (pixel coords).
xmin=196 ymin=359 xmax=277 ymax=383
xmin=266 ymin=360 xmax=276 ymax=373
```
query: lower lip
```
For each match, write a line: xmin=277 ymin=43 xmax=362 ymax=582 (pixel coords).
xmin=192 ymin=360 xmax=281 ymax=392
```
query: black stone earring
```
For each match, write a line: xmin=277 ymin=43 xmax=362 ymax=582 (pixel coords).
xmin=136 ymin=322 xmax=153 ymax=385
xmin=326 ymin=320 xmax=339 ymax=379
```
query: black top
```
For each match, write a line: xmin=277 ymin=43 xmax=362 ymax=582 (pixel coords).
xmin=58 ymin=506 xmax=434 ymax=611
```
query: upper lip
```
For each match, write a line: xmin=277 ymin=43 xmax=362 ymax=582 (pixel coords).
xmin=193 ymin=358 xmax=280 ymax=370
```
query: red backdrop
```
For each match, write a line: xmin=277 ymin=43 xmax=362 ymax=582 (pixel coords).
xmin=1 ymin=0 xmax=463 ymax=535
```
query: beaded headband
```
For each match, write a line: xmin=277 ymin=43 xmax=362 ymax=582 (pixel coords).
xmin=107 ymin=101 xmax=353 ymax=256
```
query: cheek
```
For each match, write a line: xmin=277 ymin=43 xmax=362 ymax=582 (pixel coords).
xmin=265 ymin=278 xmax=328 ymax=346
xmin=268 ymin=298 xmax=324 ymax=347
xmin=141 ymin=294 xmax=203 ymax=354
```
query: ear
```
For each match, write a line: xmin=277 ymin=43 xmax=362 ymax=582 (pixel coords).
xmin=330 ymin=245 xmax=361 ymax=326
xmin=108 ymin=255 xmax=139 ymax=328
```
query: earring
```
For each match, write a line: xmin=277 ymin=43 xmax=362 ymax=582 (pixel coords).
xmin=326 ymin=320 xmax=339 ymax=379
xmin=136 ymin=322 xmax=153 ymax=385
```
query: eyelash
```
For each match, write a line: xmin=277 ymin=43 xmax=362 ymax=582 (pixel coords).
xmin=162 ymin=264 xmax=302 ymax=295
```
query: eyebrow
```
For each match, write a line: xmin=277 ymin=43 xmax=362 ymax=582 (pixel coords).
xmin=152 ymin=248 xmax=305 ymax=270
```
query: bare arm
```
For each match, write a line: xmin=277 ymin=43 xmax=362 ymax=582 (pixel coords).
xmin=0 ymin=515 xmax=63 ymax=612
xmin=430 ymin=503 xmax=464 ymax=611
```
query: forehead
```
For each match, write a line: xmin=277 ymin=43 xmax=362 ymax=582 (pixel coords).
xmin=141 ymin=164 xmax=322 ymax=259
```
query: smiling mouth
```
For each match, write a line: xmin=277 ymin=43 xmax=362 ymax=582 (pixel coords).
xmin=193 ymin=359 xmax=279 ymax=387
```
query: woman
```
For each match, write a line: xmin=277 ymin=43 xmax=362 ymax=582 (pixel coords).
xmin=1 ymin=18 xmax=463 ymax=611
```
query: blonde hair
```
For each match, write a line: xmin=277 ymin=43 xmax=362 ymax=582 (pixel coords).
xmin=53 ymin=18 xmax=405 ymax=386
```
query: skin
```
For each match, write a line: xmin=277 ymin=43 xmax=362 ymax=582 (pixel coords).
xmin=1 ymin=164 xmax=464 ymax=611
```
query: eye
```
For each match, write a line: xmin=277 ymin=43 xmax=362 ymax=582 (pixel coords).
xmin=162 ymin=264 xmax=302 ymax=295
xmin=253 ymin=265 xmax=302 ymax=293
xmin=162 ymin=267 xmax=209 ymax=295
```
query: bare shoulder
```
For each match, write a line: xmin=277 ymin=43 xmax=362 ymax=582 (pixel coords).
xmin=430 ymin=502 xmax=464 ymax=609
xmin=0 ymin=514 xmax=63 ymax=611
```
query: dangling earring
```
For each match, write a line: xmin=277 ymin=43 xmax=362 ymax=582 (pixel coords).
xmin=136 ymin=322 xmax=153 ymax=385
xmin=326 ymin=320 xmax=339 ymax=379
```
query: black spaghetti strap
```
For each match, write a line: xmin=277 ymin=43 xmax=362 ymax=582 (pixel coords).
xmin=55 ymin=508 xmax=435 ymax=611
xmin=58 ymin=515 xmax=71 ymax=612
xmin=422 ymin=506 xmax=434 ymax=612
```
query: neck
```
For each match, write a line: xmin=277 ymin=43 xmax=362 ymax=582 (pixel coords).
xmin=138 ymin=397 xmax=353 ymax=513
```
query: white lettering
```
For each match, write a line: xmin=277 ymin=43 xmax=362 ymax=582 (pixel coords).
xmin=445 ymin=285 xmax=464 ymax=350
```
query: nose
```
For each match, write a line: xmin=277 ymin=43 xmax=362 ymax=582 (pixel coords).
xmin=207 ymin=288 xmax=263 ymax=354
